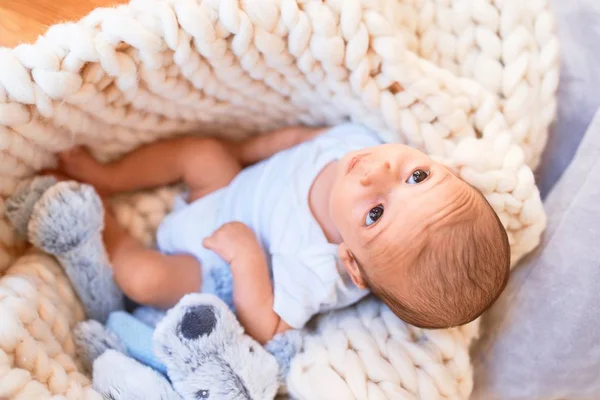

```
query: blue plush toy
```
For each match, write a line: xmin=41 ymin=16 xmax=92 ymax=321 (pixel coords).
xmin=6 ymin=177 xmax=302 ymax=400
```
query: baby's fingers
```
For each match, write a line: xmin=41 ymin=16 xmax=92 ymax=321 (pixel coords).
xmin=202 ymin=234 xmax=220 ymax=251
xmin=203 ymin=233 xmax=232 ymax=262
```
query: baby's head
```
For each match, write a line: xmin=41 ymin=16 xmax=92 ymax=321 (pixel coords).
xmin=330 ymin=144 xmax=510 ymax=329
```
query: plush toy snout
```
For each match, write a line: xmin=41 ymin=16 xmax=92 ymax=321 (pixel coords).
xmin=154 ymin=294 xmax=280 ymax=399
xmin=179 ymin=305 xmax=217 ymax=339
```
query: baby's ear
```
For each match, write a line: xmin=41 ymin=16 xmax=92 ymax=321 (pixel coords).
xmin=338 ymin=244 xmax=367 ymax=290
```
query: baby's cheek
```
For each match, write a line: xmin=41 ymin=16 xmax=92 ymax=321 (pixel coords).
xmin=333 ymin=197 xmax=356 ymax=229
xmin=329 ymin=194 xmax=346 ymax=222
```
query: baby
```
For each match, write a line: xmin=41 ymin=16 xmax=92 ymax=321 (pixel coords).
xmin=58 ymin=124 xmax=510 ymax=344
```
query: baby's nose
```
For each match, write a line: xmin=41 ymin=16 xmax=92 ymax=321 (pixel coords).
xmin=380 ymin=161 xmax=391 ymax=172
xmin=361 ymin=161 xmax=392 ymax=186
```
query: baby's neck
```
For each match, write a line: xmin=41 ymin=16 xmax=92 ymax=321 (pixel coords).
xmin=309 ymin=161 xmax=343 ymax=244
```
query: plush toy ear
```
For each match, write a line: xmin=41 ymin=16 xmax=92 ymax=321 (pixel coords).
xmin=338 ymin=243 xmax=367 ymax=290
xmin=179 ymin=305 xmax=217 ymax=339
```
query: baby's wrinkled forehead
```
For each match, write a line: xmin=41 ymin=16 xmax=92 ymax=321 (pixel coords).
xmin=429 ymin=179 xmax=486 ymax=224
xmin=368 ymin=179 xmax=484 ymax=265
xmin=368 ymin=187 xmax=496 ymax=270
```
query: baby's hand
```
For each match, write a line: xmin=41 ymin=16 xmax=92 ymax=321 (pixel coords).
xmin=203 ymin=222 xmax=262 ymax=264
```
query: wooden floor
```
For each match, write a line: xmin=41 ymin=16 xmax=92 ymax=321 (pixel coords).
xmin=0 ymin=0 xmax=126 ymax=47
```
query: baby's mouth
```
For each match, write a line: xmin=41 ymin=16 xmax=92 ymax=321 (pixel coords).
xmin=346 ymin=157 xmax=359 ymax=174
xmin=346 ymin=153 xmax=369 ymax=175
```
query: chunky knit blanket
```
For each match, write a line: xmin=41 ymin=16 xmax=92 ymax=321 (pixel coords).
xmin=0 ymin=0 xmax=558 ymax=398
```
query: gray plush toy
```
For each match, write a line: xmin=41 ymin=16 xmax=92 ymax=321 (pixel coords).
xmin=6 ymin=177 xmax=302 ymax=400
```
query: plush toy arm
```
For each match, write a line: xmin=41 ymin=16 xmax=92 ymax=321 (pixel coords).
xmin=73 ymin=319 xmax=128 ymax=373
xmin=93 ymin=350 xmax=182 ymax=400
xmin=5 ymin=177 xmax=124 ymax=323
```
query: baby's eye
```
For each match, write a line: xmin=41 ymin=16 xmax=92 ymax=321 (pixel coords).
xmin=406 ymin=169 xmax=429 ymax=184
xmin=366 ymin=205 xmax=384 ymax=226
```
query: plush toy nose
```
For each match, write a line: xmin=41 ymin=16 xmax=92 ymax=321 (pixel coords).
xmin=179 ymin=305 xmax=217 ymax=339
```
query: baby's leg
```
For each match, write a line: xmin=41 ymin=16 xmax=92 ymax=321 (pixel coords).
xmin=103 ymin=205 xmax=202 ymax=308
xmin=59 ymin=137 xmax=241 ymax=200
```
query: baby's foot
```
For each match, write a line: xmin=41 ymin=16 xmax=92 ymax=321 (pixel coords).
xmin=153 ymin=294 xmax=279 ymax=400
xmin=58 ymin=147 xmax=113 ymax=194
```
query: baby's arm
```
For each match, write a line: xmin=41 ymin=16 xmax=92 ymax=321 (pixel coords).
xmin=203 ymin=222 xmax=291 ymax=344
xmin=231 ymin=126 xmax=326 ymax=167
xmin=58 ymin=126 xmax=325 ymax=196
xmin=58 ymin=137 xmax=241 ymax=196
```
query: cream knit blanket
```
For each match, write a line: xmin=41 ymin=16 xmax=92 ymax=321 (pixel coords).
xmin=0 ymin=0 xmax=558 ymax=398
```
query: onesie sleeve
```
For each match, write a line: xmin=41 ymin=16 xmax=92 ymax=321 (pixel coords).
xmin=270 ymin=247 xmax=369 ymax=329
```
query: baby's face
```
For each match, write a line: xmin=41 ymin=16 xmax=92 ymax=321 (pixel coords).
xmin=330 ymin=143 xmax=478 ymax=287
